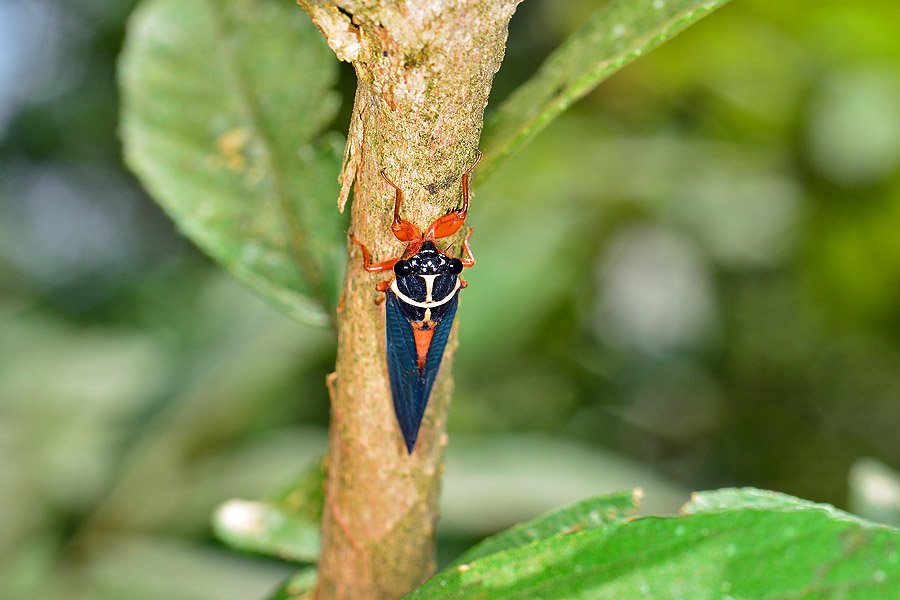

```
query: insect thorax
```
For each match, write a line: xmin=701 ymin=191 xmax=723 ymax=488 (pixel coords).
xmin=393 ymin=244 xmax=459 ymax=323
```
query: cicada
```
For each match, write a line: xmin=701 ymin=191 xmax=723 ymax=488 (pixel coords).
xmin=349 ymin=152 xmax=480 ymax=453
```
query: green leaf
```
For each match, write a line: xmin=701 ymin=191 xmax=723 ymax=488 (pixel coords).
xmin=408 ymin=489 xmax=900 ymax=599
xmin=212 ymin=499 xmax=320 ymax=563
xmin=849 ymin=458 xmax=900 ymax=527
xmin=478 ymin=0 xmax=732 ymax=183
xmin=120 ymin=0 xmax=344 ymax=327
xmin=213 ymin=459 xmax=325 ymax=562
xmin=683 ymin=487 xmax=859 ymax=517
xmin=266 ymin=569 xmax=317 ymax=600
xmin=453 ymin=489 xmax=640 ymax=567
xmin=274 ymin=457 xmax=326 ymax=524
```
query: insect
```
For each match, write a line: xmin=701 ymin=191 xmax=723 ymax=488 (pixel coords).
xmin=349 ymin=152 xmax=481 ymax=453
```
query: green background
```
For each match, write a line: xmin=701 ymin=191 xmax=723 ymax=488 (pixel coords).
xmin=2 ymin=0 xmax=899 ymax=597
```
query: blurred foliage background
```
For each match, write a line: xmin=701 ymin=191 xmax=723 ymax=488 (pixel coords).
xmin=2 ymin=0 xmax=900 ymax=598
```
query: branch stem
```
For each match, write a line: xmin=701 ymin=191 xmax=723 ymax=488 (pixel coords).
xmin=297 ymin=1 xmax=519 ymax=597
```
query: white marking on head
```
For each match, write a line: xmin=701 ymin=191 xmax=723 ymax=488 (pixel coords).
xmin=421 ymin=274 xmax=439 ymax=302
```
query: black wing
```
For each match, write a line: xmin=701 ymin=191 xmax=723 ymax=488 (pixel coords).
xmin=385 ymin=291 xmax=458 ymax=453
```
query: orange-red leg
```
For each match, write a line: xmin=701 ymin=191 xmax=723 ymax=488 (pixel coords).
xmin=374 ymin=278 xmax=394 ymax=304
xmin=460 ymin=150 xmax=482 ymax=216
xmin=425 ymin=150 xmax=482 ymax=240
xmin=372 ymin=281 xmax=391 ymax=304
xmin=459 ymin=226 xmax=476 ymax=267
xmin=381 ymin=170 xmax=421 ymax=242
xmin=349 ymin=233 xmax=399 ymax=273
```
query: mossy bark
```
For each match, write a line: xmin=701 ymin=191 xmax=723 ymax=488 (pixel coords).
xmin=296 ymin=1 xmax=520 ymax=598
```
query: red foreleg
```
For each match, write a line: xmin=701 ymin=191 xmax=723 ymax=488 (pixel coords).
xmin=349 ymin=233 xmax=399 ymax=273
xmin=380 ymin=170 xmax=421 ymax=242
xmin=425 ymin=151 xmax=482 ymax=241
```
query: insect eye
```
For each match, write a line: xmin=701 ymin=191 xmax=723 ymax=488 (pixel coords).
xmin=394 ymin=260 xmax=412 ymax=276
xmin=447 ymin=258 xmax=463 ymax=275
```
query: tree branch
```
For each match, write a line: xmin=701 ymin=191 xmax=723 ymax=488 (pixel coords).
xmin=297 ymin=1 xmax=520 ymax=597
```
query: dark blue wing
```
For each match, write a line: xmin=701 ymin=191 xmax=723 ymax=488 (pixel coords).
xmin=385 ymin=291 xmax=425 ymax=453
xmin=385 ymin=291 xmax=459 ymax=453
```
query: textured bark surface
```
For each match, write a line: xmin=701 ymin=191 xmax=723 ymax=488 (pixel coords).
xmin=297 ymin=1 xmax=520 ymax=598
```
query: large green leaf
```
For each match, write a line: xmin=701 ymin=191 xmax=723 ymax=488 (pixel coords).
xmin=120 ymin=0 xmax=344 ymax=327
xmin=453 ymin=490 xmax=639 ymax=567
xmin=478 ymin=0 xmax=732 ymax=183
xmin=683 ymin=487 xmax=861 ymax=516
xmin=408 ymin=489 xmax=900 ymax=599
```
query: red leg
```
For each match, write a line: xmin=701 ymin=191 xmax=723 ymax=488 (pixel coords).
xmin=349 ymin=233 xmax=399 ymax=273
xmin=425 ymin=210 xmax=464 ymax=242
xmin=373 ymin=280 xmax=392 ymax=303
xmin=425 ymin=150 xmax=482 ymax=240
xmin=459 ymin=226 xmax=476 ymax=267
xmin=381 ymin=170 xmax=421 ymax=242
xmin=459 ymin=150 xmax=482 ymax=216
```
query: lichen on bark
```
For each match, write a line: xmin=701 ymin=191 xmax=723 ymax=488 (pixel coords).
xmin=296 ymin=1 xmax=520 ymax=598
